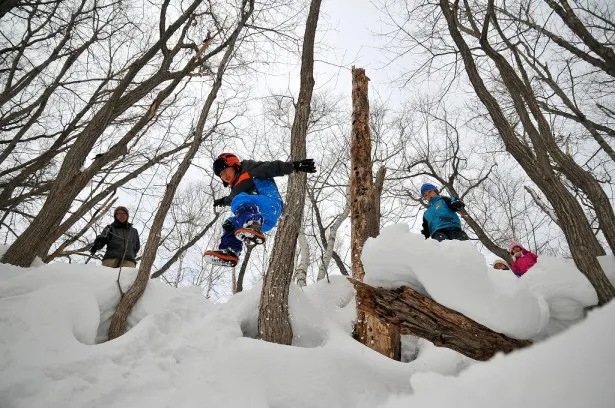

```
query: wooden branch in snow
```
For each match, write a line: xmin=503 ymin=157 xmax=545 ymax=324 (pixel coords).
xmin=350 ymin=279 xmax=532 ymax=361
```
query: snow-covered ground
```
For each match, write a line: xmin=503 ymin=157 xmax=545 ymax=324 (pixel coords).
xmin=1 ymin=225 xmax=614 ymax=408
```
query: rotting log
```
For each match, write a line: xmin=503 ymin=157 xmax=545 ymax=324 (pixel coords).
xmin=351 ymin=278 xmax=532 ymax=361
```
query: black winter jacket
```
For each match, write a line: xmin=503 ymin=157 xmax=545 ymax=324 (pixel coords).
xmin=219 ymin=160 xmax=295 ymax=206
xmin=93 ymin=221 xmax=140 ymax=262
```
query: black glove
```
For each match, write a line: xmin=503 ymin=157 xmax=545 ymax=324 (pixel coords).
xmin=449 ymin=200 xmax=465 ymax=211
xmin=293 ymin=159 xmax=316 ymax=173
xmin=90 ymin=246 xmax=97 ymax=255
xmin=421 ymin=217 xmax=430 ymax=239
xmin=213 ymin=197 xmax=226 ymax=208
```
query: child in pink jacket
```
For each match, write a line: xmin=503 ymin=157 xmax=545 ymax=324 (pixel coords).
xmin=509 ymin=240 xmax=538 ymax=277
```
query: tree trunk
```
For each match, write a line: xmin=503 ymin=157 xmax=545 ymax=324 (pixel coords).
xmin=349 ymin=68 xmax=398 ymax=359
xmin=231 ymin=265 xmax=237 ymax=294
xmin=295 ymin=231 xmax=309 ymax=287
xmin=373 ymin=165 xmax=386 ymax=228
xmin=544 ymin=0 xmax=615 ymax=75
xmin=356 ymin=310 xmax=401 ymax=360
xmin=236 ymin=243 xmax=254 ymax=293
xmin=257 ymin=0 xmax=321 ymax=344
xmin=350 ymin=67 xmax=379 ymax=281
xmin=439 ymin=0 xmax=615 ymax=304
xmin=351 ymin=279 xmax=532 ymax=361
xmin=107 ymin=5 xmax=252 ymax=339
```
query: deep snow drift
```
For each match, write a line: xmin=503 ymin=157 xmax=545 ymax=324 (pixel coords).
xmin=1 ymin=225 xmax=614 ymax=408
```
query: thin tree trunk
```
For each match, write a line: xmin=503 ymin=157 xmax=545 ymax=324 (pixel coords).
xmin=107 ymin=6 xmax=253 ymax=339
xmin=174 ymin=254 xmax=184 ymax=288
xmin=373 ymin=165 xmax=386 ymax=228
xmin=295 ymin=231 xmax=309 ymax=287
xmin=231 ymin=265 xmax=237 ymax=294
xmin=236 ymin=243 xmax=254 ymax=293
xmin=257 ymin=0 xmax=321 ymax=344
xmin=308 ymin=186 xmax=350 ymax=277
xmin=543 ymin=0 xmax=615 ymax=74
xmin=317 ymin=193 xmax=350 ymax=281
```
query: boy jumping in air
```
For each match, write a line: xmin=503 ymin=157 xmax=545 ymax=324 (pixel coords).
xmin=204 ymin=153 xmax=316 ymax=267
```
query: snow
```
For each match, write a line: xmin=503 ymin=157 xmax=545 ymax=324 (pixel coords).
xmin=362 ymin=224 xmax=597 ymax=340
xmin=1 ymin=232 xmax=613 ymax=407
xmin=383 ymin=300 xmax=615 ymax=408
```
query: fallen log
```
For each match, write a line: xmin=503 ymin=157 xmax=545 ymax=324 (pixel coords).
xmin=350 ymin=278 xmax=532 ymax=361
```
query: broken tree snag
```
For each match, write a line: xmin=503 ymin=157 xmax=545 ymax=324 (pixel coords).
xmin=356 ymin=311 xmax=401 ymax=360
xmin=350 ymin=279 xmax=532 ymax=361
xmin=350 ymin=67 xmax=378 ymax=281
xmin=350 ymin=67 xmax=394 ymax=359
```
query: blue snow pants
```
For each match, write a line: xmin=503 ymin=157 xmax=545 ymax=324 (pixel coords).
xmin=219 ymin=191 xmax=283 ymax=254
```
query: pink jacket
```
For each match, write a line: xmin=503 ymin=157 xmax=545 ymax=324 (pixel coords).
xmin=509 ymin=241 xmax=538 ymax=277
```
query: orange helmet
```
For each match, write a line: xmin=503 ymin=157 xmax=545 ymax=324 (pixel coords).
xmin=213 ymin=153 xmax=241 ymax=177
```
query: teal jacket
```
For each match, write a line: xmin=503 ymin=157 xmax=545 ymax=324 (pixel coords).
xmin=421 ymin=195 xmax=463 ymax=238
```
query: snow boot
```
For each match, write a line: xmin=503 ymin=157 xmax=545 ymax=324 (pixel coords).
xmin=203 ymin=248 xmax=239 ymax=267
xmin=234 ymin=221 xmax=265 ymax=245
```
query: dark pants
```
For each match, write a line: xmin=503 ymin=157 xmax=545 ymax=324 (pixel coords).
xmin=219 ymin=204 xmax=263 ymax=254
xmin=431 ymin=228 xmax=469 ymax=242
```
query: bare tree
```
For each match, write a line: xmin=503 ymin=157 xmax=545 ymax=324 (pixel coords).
xmin=108 ymin=0 xmax=255 ymax=339
xmin=257 ymin=0 xmax=321 ymax=344
xmin=2 ymin=0 xmax=236 ymax=266
xmin=437 ymin=0 xmax=614 ymax=303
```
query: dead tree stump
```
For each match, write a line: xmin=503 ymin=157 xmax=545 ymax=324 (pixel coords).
xmin=351 ymin=279 xmax=532 ymax=361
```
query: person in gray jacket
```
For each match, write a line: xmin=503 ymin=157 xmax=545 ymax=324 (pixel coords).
xmin=90 ymin=206 xmax=140 ymax=268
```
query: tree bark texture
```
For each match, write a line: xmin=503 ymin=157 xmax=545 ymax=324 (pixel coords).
xmin=257 ymin=0 xmax=321 ymax=344
xmin=349 ymin=69 xmax=396 ymax=359
xmin=356 ymin=308 xmax=401 ymax=360
xmin=107 ymin=4 xmax=253 ymax=340
xmin=295 ymin=231 xmax=309 ymax=287
xmin=439 ymin=0 xmax=615 ymax=304
xmin=373 ymin=165 xmax=386 ymax=229
xmin=350 ymin=67 xmax=378 ymax=281
xmin=351 ymin=279 xmax=532 ymax=361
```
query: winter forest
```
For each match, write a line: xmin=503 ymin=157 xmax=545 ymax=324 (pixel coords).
xmin=1 ymin=0 xmax=615 ymax=407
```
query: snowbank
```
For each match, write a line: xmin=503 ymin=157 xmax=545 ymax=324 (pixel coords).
xmin=0 ymin=263 xmax=416 ymax=408
xmin=1 ymin=236 xmax=611 ymax=408
xmin=382 ymin=300 xmax=615 ymax=408
xmin=362 ymin=224 xmax=597 ymax=340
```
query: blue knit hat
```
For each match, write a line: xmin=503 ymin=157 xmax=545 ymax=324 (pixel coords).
xmin=420 ymin=183 xmax=438 ymax=196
